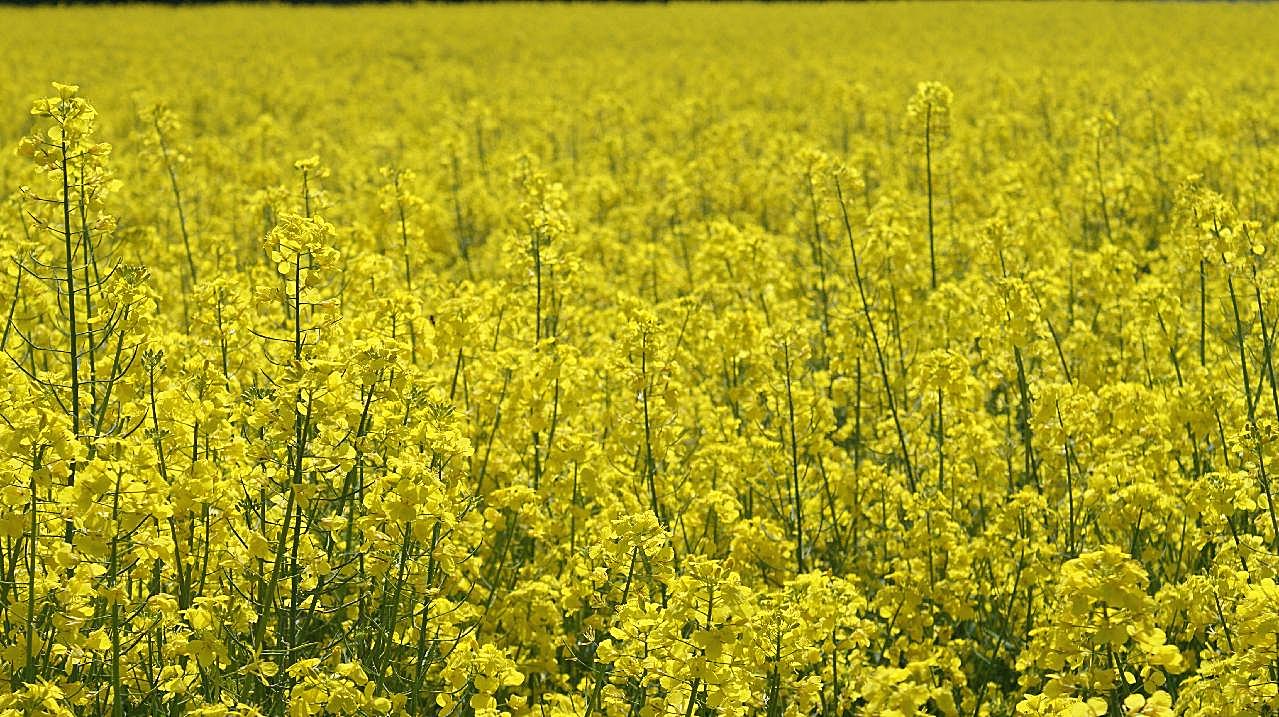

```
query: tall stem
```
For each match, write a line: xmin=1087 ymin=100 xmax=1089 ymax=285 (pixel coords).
xmin=925 ymin=103 xmax=937 ymax=289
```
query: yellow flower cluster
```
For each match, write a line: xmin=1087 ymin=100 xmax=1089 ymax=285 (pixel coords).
xmin=1 ymin=3 xmax=1278 ymax=716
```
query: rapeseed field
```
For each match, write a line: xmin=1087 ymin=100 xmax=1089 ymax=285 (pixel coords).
xmin=1 ymin=3 xmax=1277 ymax=715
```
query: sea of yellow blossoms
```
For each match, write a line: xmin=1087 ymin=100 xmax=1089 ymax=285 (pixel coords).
xmin=0 ymin=3 xmax=1278 ymax=716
